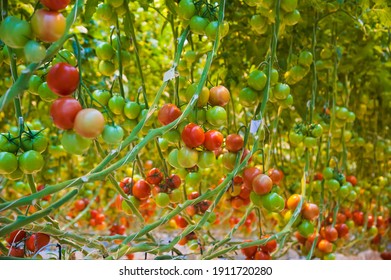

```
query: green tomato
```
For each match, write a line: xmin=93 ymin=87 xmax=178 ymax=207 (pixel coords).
xmin=239 ymin=87 xmax=258 ymax=107
xmin=102 ymin=124 xmax=124 ymax=145
xmin=178 ymin=0 xmax=196 ymax=20
xmin=108 ymin=95 xmax=125 ymax=115
xmin=325 ymin=179 xmax=340 ymax=192
xmin=322 ymin=167 xmax=334 ymax=179
xmin=24 ymin=40 xmax=46 ymax=63
xmin=250 ymin=191 xmax=263 ymax=207
xmin=52 ymin=49 xmax=77 ymax=67
xmin=18 ymin=150 xmax=44 ymax=174
xmin=298 ymin=219 xmax=314 ymax=238
xmin=21 ymin=132 xmax=48 ymax=153
xmin=155 ymin=192 xmax=170 ymax=208
xmin=163 ymin=130 xmax=181 ymax=144
xmin=177 ymin=146 xmax=198 ymax=168
xmin=28 ymin=75 xmax=43 ymax=95
xmin=273 ymin=83 xmax=291 ymax=100
xmin=303 ymin=136 xmax=317 ymax=148
xmin=206 ymin=106 xmax=227 ymax=127
xmin=95 ymin=3 xmax=113 ymax=21
xmin=189 ymin=16 xmax=209 ymax=35
xmin=99 ymin=60 xmax=116 ymax=76
xmin=222 ymin=152 xmax=236 ymax=171
xmin=298 ymin=51 xmax=313 ymax=67
xmin=96 ymin=42 xmax=115 ymax=60
xmin=261 ymin=192 xmax=285 ymax=212
xmin=0 ymin=16 xmax=32 ymax=49
xmin=0 ymin=134 xmax=20 ymax=153
xmin=285 ymin=9 xmax=301 ymax=26
xmin=124 ymin=101 xmax=141 ymax=119
xmin=289 ymin=131 xmax=304 ymax=145
xmin=38 ymin=82 xmax=57 ymax=102
xmin=0 ymin=152 xmax=18 ymax=174
xmin=184 ymin=50 xmax=196 ymax=63
xmin=184 ymin=83 xmax=210 ymax=107
xmin=281 ymin=0 xmax=298 ymax=13
xmin=61 ymin=130 xmax=91 ymax=155
xmin=197 ymin=151 xmax=216 ymax=169
xmin=185 ymin=172 xmax=202 ymax=187
xmin=310 ymin=124 xmax=323 ymax=138
xmin=168 ymin=148 xmax=182 ymax=169
xmin=93 ymin=90 xmax=111 ymax=107
xmin=169 ymin=188 xmax=182 ymax=203
xmin=248 ymin=70 xmax=267 ymax=91
xmin=205 ymin=21 xmax=220 ymax=40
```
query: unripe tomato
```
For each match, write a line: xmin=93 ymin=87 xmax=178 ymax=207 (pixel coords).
xmin=38 ymin=82 xmax=58 ymax=102
xmin=0 ymin=16 xmax=32 ymax=49
xmin=24 ymin=40 xmax=46 ymax=63
xmin=61 ymin=130 xmax=91 ymax=155
xmin=102 ymin=124 xmax=124 ymax=145
xmin=184 ymin=83 xmax=210 ymax=107
xmin=206 ymin=106 xmax=227 ymax=127
xmin=178 ymin=0 xmax=196 ymax=20
xmin=31 ymin=9 xmax=66 ymax=43
xmin=298 ymin=220 xmax=315 ymax=238
xmin=177 ymin=146 xmax=198 ymax=168
xmin=239 ymin=87 xmax=258 ymax=107
xmin=108 ymin=95 xmax=125 ymax=115
xmin=248 ymin=70 xmax=267 ymax=91
xmin=74 ymin=108 xmax=105 ymax=139
xmin=99 ymin=60 xmax=116 ymax=76
xmin=47 ymin=63 xmax=79 ymax=96
xmin=197 ymin=151 xmax=216 ymax=169
xmin=0 ymin=152 xmax=18 ymax=174
xmin=40 ymin=0 xmax=70 ymax=11
xmin=18 ymin=150 xmax=45 ymax=174
xmin=287 ymin=194 xmax=302 ymax=210
xmin=209 ymin=85 xmax=230 ymax=107
xmin=189 ymin=16 xmax=209 ymax=35
xmin=93 ymin=90 xmax=111 ymax=107
xmin=96 ymin=42 xmax=115 ymax=60
xmin=50 ymin=97 xmax=82 ymax=130
xmin=155 ymin=192 xmax=170 ymax=208
xmin=260 ymin=192 xmax=285 ymax=212
xmin=281 ymin=0 xmax=298 ymax=12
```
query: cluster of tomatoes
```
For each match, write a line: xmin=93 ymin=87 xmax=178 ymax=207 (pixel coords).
xmin=4 ymin=229 xmax=50 ymax=258
xmin=284 ymin=50 xmax=313 ymax=85
xmin=248 ymin=0 xmax=301 ymax=34
xmin=289 ymin=122 xmax=325 ymax=149
xmin=178 ymin=0 xmax=229 ymax=40
xmin=241 ymin=236 xmax=277 ymax=260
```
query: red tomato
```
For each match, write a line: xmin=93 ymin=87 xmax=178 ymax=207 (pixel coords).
xmin=254 ymin=251 xmax=271 ymax=260
xmin=174 ymin=215 xmax=188 ymax=228
xmin=165 ymin=174 xmax=181 ymax=189
xmin=132 ymin=179 xmax=151 ymax=200
xmin=50 ymin=97 xmax=82 ymax=130
xmin=260 ymin=235 xmax=277 ymax=253
xmin=146 ymin=168 xmax=163 ymax=185
xmin=346 ymin=175 xmax=357 ymax=186
xmin=6 ymin=230 xmax=26 ymax=245
xmin=9 ymin=247 xmax=24 ymax=258
xmin=31 ymin=9 xmax=66 ymax=42
xmin=47 ymin=63 xmax=79 ymax=96
xmin=40 ymin=0 xmax=70 ymax=11
xmin=352 ymin=211 xmax=364 ymax=226
xmin=74 ymin=108 xmax=105 ymax=139
xmin=181 ymin=123 xmax=205 ymax=148
xmin=74 ymin=199 xmax=86 ymax=211
xmin=252 ymin=174 xmax=273 ymax=195
xmin=157 ymin=104 xmax=181 ymax=125
xmin=231 ymin=196 xmax=244 ymax=209
xmin=318 ymin=239 xmax=333 ymax=253
xmin=26 ymin=233 xmax=50 ymax=252
xmin=241 ymin=240 xmax=257 ymax=258
xmin=226 ymin=133 xmax=244 ymax=152
xmin=203 ymin=130 xmax=224 ymax=151
xmin=335 ymin=223 xmax=349 ymax=238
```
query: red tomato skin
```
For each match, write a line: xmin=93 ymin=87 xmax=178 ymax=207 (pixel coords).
xmin=181 ymin=123 xmax=205 ymax=148
xmin=203 ymin=130 xmax=224 ymax=151
xmin=74 ymin=108 xmax=105 ymax=139
xmin=226 ymin=134 xmax=244 ymax=152
xmin=40 ymin=0 xmax=70 ymax=11
xmin=50 ymin=97 xmax=82 ymax=130
xmin=158 ymin=104 xmax=182 ymax=125
xmin=47 ymin=63 xmax=79 ymax=96
xmin=31 ymin=9 xmax=66 ymax=42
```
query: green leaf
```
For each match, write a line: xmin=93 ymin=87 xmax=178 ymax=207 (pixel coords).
xmin=84 ymin=0 xmax=99 ymax=21
xmin=165 ymin=0 xmax=177 ymax=16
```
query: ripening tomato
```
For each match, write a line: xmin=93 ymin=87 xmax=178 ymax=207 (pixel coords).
xmin=287 ymin=194 xmax=302 ymax=210
xmin=267 ymin=168 xmax=284 ymax=185
xmin=177 ymin=146 xmax=198 ymax=168
xmin=260 ymin=235 xmax=277 ymax=254
xmin=318 ymin=239 xmax=333 ymax=253
xmin=208 ymin=85 xmax=230 ymax=107
xmin=174 ymin=215 xmax=188 ymax=228
xmin=252 ymin=174 xmax=273 ymax=195
xmin=47 ymin=63 xmax=79 ymax=96
xmin=243 ymin=167 xmax=262 ymax=187
xmin=226 ymin=134 xmax=244 ymax=152
xmin=346 ymin=175 xmax=357 ymax=186
xmin=40 ymin=0 xmax=70 ymax=11
xmin=50 ymin=97 xmax=82 ymax=130
xmin=31 ymin=9 xmax=66 ymax=42
xmin=302 ymin=203 xmax=320 ymax=220
xmin=74 ymin=108 xmax=105 ymax=139
xmin=132 ymin=179 xmax=151 ymax=200
xmin=254 ymin=251 xmax=271 ymax=260
xmin=203 ymin=130 xmax=223 ymax=151
xmin=158 ymin=104 xmax=182 ymax=125
xmin=182 ymin=123 xmax=205 ymax=148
